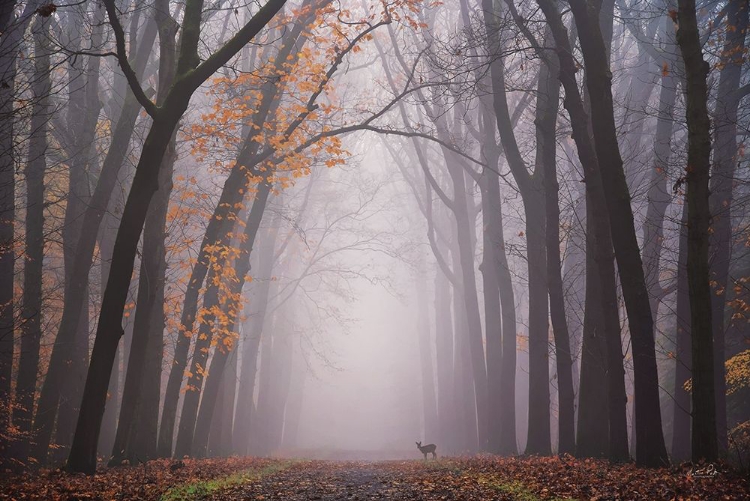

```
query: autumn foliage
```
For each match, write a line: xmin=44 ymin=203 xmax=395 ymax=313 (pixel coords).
xmin=1 ymin=456 xmax=749 ymax=500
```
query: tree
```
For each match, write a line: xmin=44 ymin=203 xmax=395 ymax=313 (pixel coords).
xmin=13 ymin=13 xmax=51 ymax=463
xmin=567 ymin=0 xmax=668 ymax=466
xmin=66 ymin=0 xmax=290 ymax=473
xmin=675 ymin=0 xmax=719 ymax=463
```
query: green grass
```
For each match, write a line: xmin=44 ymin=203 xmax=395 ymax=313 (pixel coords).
xmin=159 ymin=460 xmax=293 ymax=501
xmin=479 ymin=477 xmax=577 ymax=501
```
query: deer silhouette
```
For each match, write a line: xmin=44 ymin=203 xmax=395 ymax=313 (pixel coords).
xmin=416 ymin=441 xmax=437 ymax=459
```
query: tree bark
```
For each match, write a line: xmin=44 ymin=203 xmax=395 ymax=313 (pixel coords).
xmin=676 ymin=0 xmax=718 ymax=463
xmin=568 ymin=0 xmax=668 ymax=467
xmin=13 ymin=15 xmax=51 ymax=463
xmin=576 ymin=213 xmax=610 ymax=458
xmin=540 ymin=64 xmax=575 ymax=454
xmin=434 ymin=266 xmax=456 ymax=453
xmin=231 ymin=206 xmax=278 ymax=455
xmin=672 ymin=203 xmax=692 ymax=461
xmin=707 ymin=0 xmax=748 ymax=452
xmin=482 ymin=0 xmax=550 ymax=455
xmin=182 ymin=184 xmax=272 ymax=457
xmin=66 ymin=0 xmax=289 ymax=473
xmin=642 ymin=26 xmax=679 ymax=320
xmin=31 ymin=10 xmax=159 ymax=463
xmin=416 ymin=264 xmax=438 ymax=443
xmin=0 ymin=0 xmax=42 ymax=458
xmin=53 ymin=4 xmax=106 ymax=461
xmin=110 ymin=135 xmax=175 ymax=465
xmin=536 ymin=0 xmax=629 ymax=462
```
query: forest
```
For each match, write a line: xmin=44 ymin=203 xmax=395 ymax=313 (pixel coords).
xmin=1 ymin=0 xmax=750 ymax=499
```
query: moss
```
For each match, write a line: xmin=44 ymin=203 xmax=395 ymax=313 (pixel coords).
xmin=479 ymin=476 xmax=577 ymax=501
xmin=159 ymin=460 xmax=293 ymax=501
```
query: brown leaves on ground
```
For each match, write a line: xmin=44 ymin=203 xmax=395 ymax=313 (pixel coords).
xmin=1 ymin=455 xmax=749 ymax=501
xmin=461 ymin=455 xmax=750 ymax=500
xmin=0 ymin=457 xmax=273 ymax=501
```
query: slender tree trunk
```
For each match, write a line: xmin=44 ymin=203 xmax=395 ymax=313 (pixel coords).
xmin=672 ymin=204 xmax=692 ymax=461
xmin=231 ymin=209 xmax=278 ymax=455
xmin=281 ymin=342 xmax=305 ymax=450
xmin=217 ymin=348 xmax=239 ymax=456
xmin=540 ymin=61 xmax=575 ymax=454
xmin=448 ymin=194 xmax=480 ymax=453
xmin=482 ymin=0 xmax=550 ymax=454
xmin=576 ymin=212 xmax=610 ymax=458
xmin=676 ymin=0 xmax=718 ymax=462
xmin=266 ymin=336 xmax=288 ymax=453
xmin=187 ymin=185 xmax=272 ymax=456
xmin=643 ymin=38 xmax=679 ymax=320
xmin=568 ymin=0 xmax=668 ymax=467
xmin=536 ymin=0 xmax=629 ymax=462
xmin=13 ymin=16 xmax=50 ymax=464
xmin=110 ymin=135 xmax=175 ymax=465
xmin=480 ymin=154 xmax=504 ymax=454
xmin=493 ymin=179 xmax=517 ymax=456
xmin=97 ymin=160 xmax=130 ymax=459
xmin=253 ymin=319 xmax=275 ymax=455
xmin=64 ymin=0 xmax=287 ymax=472
xmin=31 ymin=12 xmax=159 ymax=463
xmin=416 ymin=264 xmax=438 ymax=442
xmin=434 ymin=267 xmax=456 ymax=453
xmin=0 ymin=0 xmax=42 ymax=460
xmin=707 ymin=0 xmax=748 ymax=452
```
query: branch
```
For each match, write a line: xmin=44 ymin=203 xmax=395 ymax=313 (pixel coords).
xmin=183 ymin=0 xmax=298 ymax=93
xmin=102 ymin=0 xmax=158 ymax=117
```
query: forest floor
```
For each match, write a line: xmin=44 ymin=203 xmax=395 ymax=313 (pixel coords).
xmin=1 ymin=455 xmax=749 ymax=500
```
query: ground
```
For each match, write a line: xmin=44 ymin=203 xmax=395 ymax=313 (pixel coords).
xmin=1 ymin=455 xmax=749 ymax=500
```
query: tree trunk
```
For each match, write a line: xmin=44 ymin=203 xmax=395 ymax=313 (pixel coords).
xmin=540 ymin=63 xmax=575 ymax=454
xmin=480 ymin=153 xmax=504 ymax=454
xmin=576 ymin=213 xmax=610 ymax=458
xmin=642 ymin=29 xmax=679 ymax=320
xmin=231 ymin=209 xmax=278 ymax=455
xmin=494 ymin=182 xmax=518 ymax=456
xmin=217 ymin=348 xmax=239 ymax=456
xmin=536 ymin=0 xmax=629 ymax=462
xmin=568 ymin=0 xmax=668 ymax=467
xmin=31 ymin=12 xmax=159 ymax=463
xmin=281 ymin=342 xmax=305 ymax=450
xmin=676 ymin=0 xmax=718 ymax=462
xmin=186 ymin=185 xmax=272 ymax=456
xmin=13 ymin=16 xmax=50 ymax=464
xmin=672 ymin=204 xmax=692 ymax=461
xmin=97 ymin=186 xmax=125 ymax=459
xmin=707 ymin=0 xmax=748 ymax=452
xmin=434 ymin=267 xmax=456 ymax=453
xmin=0 ymin=0 xmax=42 ymax=460
xmin=53 ymin=4 xmax=106 ymax=461
xmin=416 ymin=264 xmax=438 ymax=442
xmin=448 ymin=207 xmax=479 ymax=453
xmin=482 ymin=0 xmax=550 ymax=455
xmin=110 ymin=135 xmax=175 ymax=465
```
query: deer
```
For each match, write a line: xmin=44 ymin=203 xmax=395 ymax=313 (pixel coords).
xmin=416 ymin=441 xmax=437 ymax=459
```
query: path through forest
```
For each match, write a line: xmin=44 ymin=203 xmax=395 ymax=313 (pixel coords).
xmin=210 ymin=460 xmax=498 ymax=500
xmin=2 ymin=456 xmax=749 ymax=500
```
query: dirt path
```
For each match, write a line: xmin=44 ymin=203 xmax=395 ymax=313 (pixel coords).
xmin=211 ymin=460 xmax=506 ymax=500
